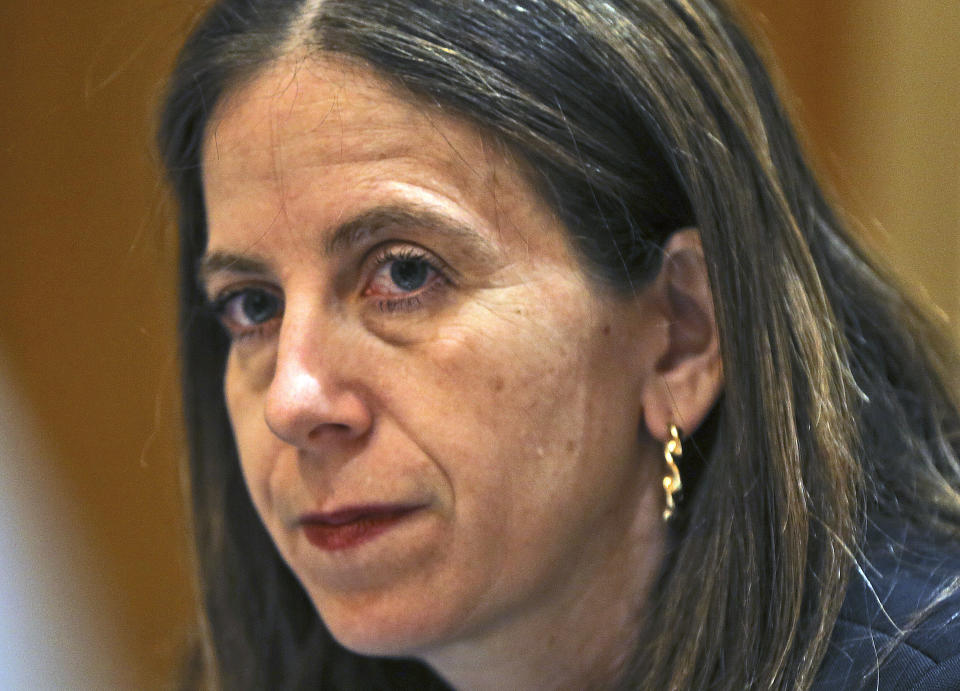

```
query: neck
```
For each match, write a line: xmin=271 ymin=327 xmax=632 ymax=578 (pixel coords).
xmin=419 ymin=480 xmax=666 ymax=690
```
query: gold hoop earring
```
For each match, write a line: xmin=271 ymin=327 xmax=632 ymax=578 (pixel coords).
xmin=662 ymin=424 xmax=683 ymax=521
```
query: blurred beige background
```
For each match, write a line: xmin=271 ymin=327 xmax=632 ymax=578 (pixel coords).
xmin=0 ymin=1 xmax=957 ymax=687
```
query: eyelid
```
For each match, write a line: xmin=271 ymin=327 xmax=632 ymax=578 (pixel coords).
xmin=201 ymin=269 xmax=271 ymax=305
xmin=207 ymin=277 xmax=280 ymax=306
xmin=363 ymin=241 xmax=454 ymax=282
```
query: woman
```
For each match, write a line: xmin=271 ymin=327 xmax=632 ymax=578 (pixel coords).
xmin=159 ymin=0 xmax=960 ymax=688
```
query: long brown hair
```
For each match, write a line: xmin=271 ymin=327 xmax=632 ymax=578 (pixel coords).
xmin=158 ymin=0 xmax=960 ymax=688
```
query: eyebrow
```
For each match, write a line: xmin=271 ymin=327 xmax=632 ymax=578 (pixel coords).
xmin=322 ymin=204 xmax=495 ymax=261
xmin=199 ymin=203 xmax=497 ymax=285
xmin=198 ymin=253 xmax=272 ymax=286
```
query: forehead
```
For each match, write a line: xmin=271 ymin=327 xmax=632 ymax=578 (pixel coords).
xmin=202 ymin=57 xmax=503 ymax=209
xmin=199 ymin=56 xmax=580 ymax=275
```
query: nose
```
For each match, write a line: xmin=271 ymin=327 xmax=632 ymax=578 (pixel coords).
xmin=263 ymin=307 xmax=373 ymax=449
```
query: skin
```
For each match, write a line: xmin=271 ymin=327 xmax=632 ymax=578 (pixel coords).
xmin=201 ymin=57 xmax=721 ymax=689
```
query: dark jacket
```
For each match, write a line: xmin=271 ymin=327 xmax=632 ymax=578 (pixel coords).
xmin=813 ymin=521 xmax=960 ymax=690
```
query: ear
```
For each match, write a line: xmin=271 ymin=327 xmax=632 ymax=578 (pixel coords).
xmin=640 ymin=228 xmax=723 ymax=442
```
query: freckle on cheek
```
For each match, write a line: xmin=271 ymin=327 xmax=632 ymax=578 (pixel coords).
xmin=490 ymin=376 xmax=506 ymax=393
xmin=602 ymin=324 xmax=612 ymax=335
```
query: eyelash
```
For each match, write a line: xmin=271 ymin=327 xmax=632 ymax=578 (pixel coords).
xmin=207 ymin=244 xmax=451 ymax=342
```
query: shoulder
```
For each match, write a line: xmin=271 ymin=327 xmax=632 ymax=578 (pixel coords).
xmin=814 ymin=520 xmax=960 ymax=690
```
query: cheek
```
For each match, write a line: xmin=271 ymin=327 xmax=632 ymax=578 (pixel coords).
xmin=223 ymin=354 xmax=282 ymax=519
xmin=397 ymin=294 xmax=638 ymax=525
xmin=397 ymin=311 xmax=648 ymax=619
xmin=421 ymin=319 xmax=578 ymax=450
xmin=225 ymin=355 xmax=259 ymax=458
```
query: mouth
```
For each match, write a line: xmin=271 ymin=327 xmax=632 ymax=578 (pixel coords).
xmin=298 ymin=504 xmax=425 ymax=551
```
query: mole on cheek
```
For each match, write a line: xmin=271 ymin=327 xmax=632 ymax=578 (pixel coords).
xmin=601 ymin=324 xmax=612 ymax=336
xmin=490 ymin=376 xmax=506 ymax=393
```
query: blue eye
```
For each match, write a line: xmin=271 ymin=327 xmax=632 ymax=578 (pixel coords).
xmin=366 ymin=246 xmax=448 ymax=313
xmin=212 ymin=287 xmax=283 ymax=339
xmin=389 ymin=257 xmax=431 ymax=292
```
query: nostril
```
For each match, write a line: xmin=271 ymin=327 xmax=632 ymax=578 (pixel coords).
xmin=307 ymin=421 xmax=356 ymax=440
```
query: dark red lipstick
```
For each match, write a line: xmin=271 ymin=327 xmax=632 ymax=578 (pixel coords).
xmin=299 ymin=505 xmax=422 ymax=551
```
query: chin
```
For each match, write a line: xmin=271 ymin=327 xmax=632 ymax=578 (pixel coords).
xmin=311 ymin=590 xmax=460 ymax=659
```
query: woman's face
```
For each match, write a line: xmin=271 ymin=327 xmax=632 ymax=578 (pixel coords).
xmin=201 ymin=58 xmax=666 ymax=660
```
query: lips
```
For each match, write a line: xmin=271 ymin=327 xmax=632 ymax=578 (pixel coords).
xmin=299 ymin=505 xmax=423 ymax=551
